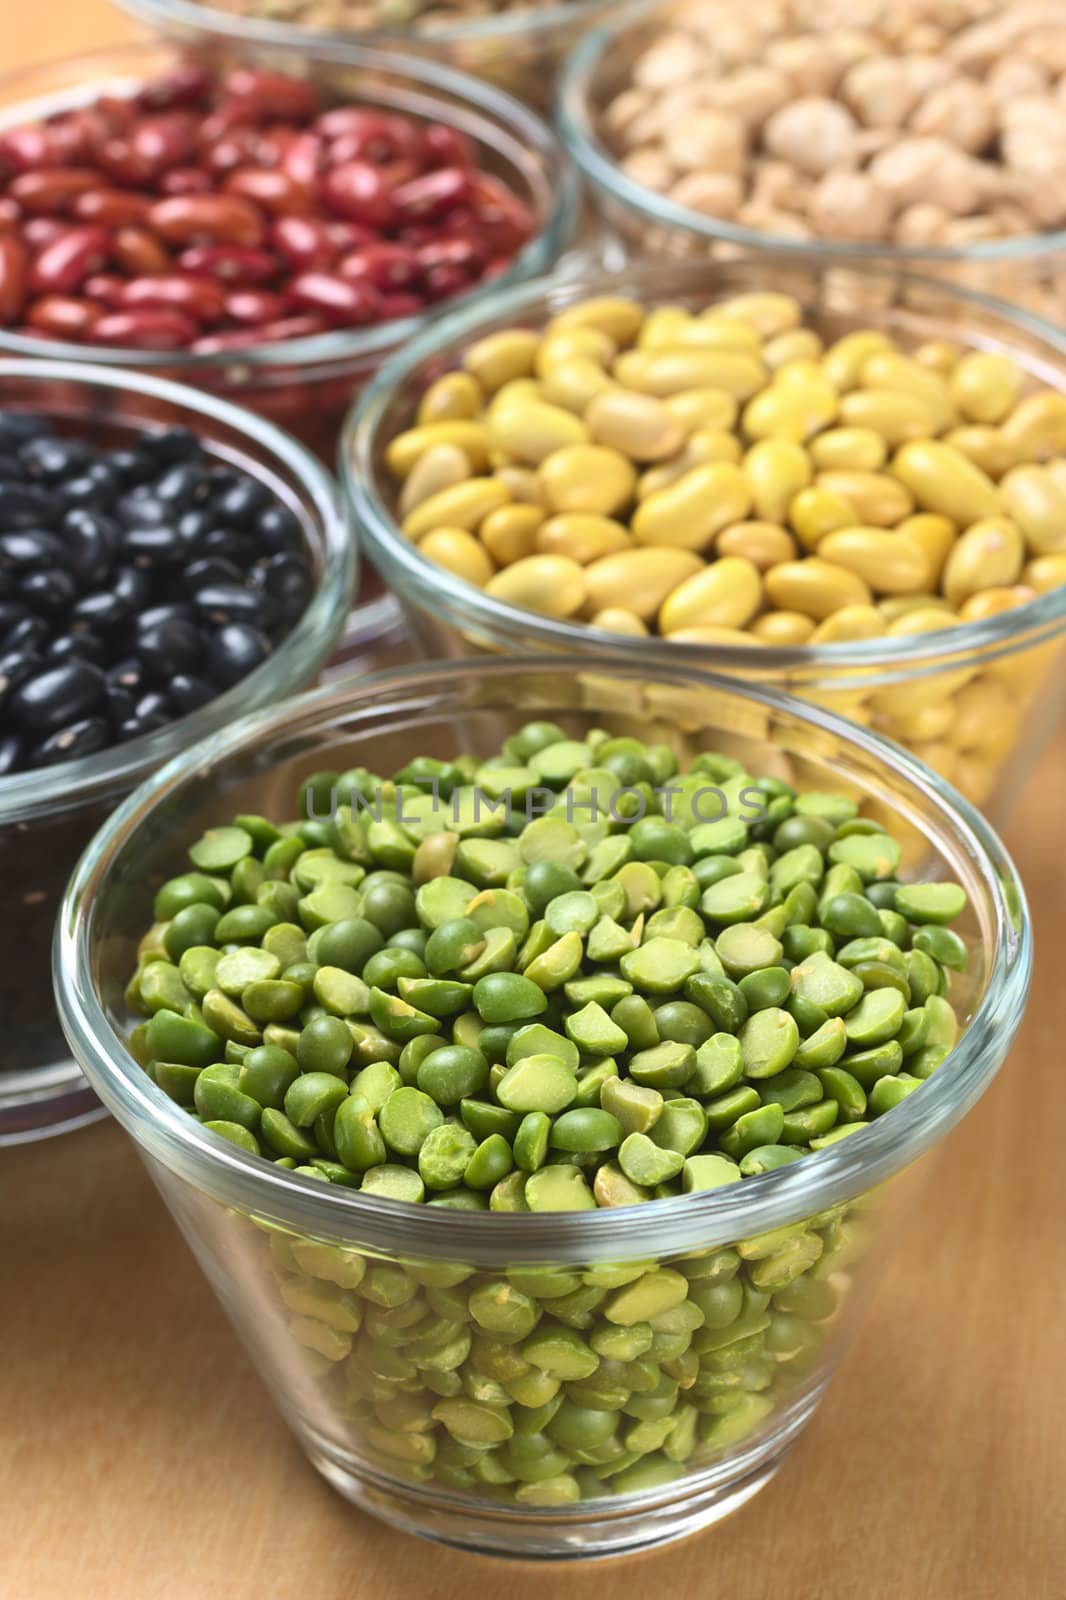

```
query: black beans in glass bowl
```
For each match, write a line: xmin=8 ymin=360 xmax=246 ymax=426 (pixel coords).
xmin=0 ymin=358 xmax=354 ymax=1142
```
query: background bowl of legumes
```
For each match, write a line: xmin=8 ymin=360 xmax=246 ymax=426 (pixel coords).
xmin=0 ymin=358 xmax=352 ymax=1143
xmin=343 ymin=258 xmax=1066 ymax=825
xmin=0 ymin=41 xmax=576 ymax=655
xmin=116 ymin=0 xmax=654 ymax=114
xmin=57 ymin=655 xmax=1028 ymax=1558
xmin=558 ymin=1 xmax=1066 ymax=323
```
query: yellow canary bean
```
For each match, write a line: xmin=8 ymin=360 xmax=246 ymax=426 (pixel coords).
xmin=895 ymin=514 xmax=957 ymax=587
xmin=386 ymin=421 xmax=491 ymax=478
xmin=839 ymin=388 xmax=940 ymax=446
xmin=809 ymin=427 xmax=887 ymax=472
xmin=485 ymin=554 xmax=587 ymax=619
xmin=1023 ymin=553 xmax=1066 ymax=593
xmin=490 ymin=378 xmax=540 ymax=410
xmin=540 ymin=359 xmax=617 ymax=415
xmin=585 ymin=390 xmax=687 ymax=462
xmin=417 ymin=527 xmax=495 ymax=587
xmin=903 ymin=740 xmax=959 ymax=786
xmin=717 ymin=521 xmax=798 ymax=570
xmin=488 ymin=398 xmax=589 ymax=465
xmin=669 ymin=316 xmax=764 ymax=353
xmin=742 ymin=375 xmax=838 ymax=443
xmin=814 ymin=470 xmax=915 ymax=527
xmin=913 ymin=340 xmax=962 ymax=375
xmin=806 ymin=688 xmax=869 ymax=722
xmin=941 ymin=518 xmax=1024 ymax=606
xmin=588 ymin=607 xmax=649 ymax=637
xmin=550 ymin=298 xmax=645 ymax=345
xmin=711 ymin=292 xmax=801 ymax=337
xmin=788 ymin=486 xmax=856 ymax=550
xmin=818 ymin=527 xmax=930 ymax=594
xmin=886 ymin=608 xmax=962 ymax=637
xmin=398 ymin=443 xmax=471 ymax=518
xmin=664 ymin=625 xmax=764 ymax=647
xmin=985 ymin=635 xmax=1060 ymax=692
xmin=749 ymin=610 xmax=817 ymax=644
xmin=637 ymin=432 xmax=742 ymax=501
xmin=999 ymin=465 xmax=1066 ymax=554
xmin=879 ymin=594 xmax=955 ymax=622
xmin=416 ymin=370 xmax=482 ymax=424
xmin=958 ymin=585 xmax=1037 ymax=622
xmin=1046 ymin=459 xmax=1066 ymax=497
xmin=614 ymin=348 xmax=767 ymax=400
xmin=871 ymin=655 xmax=975 ymax=716
xmin=859 ymin=353 xmax=956 ymax=433
xmin=810 ymin=605 xmax=886 ymax=643
xmin=953 ymin=752 xmax=995 ymax=806
xmin=941 ymin=426 xmax=1020 ymax=481
xmin=536 ymin=513 xmax=632 ymax=564
xmin=493 ymin=465 xmax=547 ymax=507
xmin=632 ymin=462 xmax=752 ymax=551
xmin=403 ymin=478 xmax=511 ymax=541
xmin=658 ymin=556 xmax=763 ymax=634
xmin=950 ymin=352 xmax=1024 ymax=426
xmin=1000 ymin=391 xmax=1066 ymax=459
xmin=764 ymin=558 xmax=873 ymax=619
xmin=463 ymin=329 xmax=540 ymax=392
xmin=480 ymin=503 xmax=544 ymax=566
xmin=950 ymin=676 xmax=1018 ymax=757
xmin=638 ymin=307 xmax=695 ymax=350
xmin=743 ymin=439 xmax=812 ymax=522
xmin=584 ymin=547 xmax=704 ymax=620
xmin=762 ymin=329 xmax=824 ymax=370
xmin=663 ymin=388 xmax=739 ymax=433
xmin=535 ymin=327 xmax=616 ymax=372
xmin=882 ymin=701 xmax=956 ymax=742
xmin=821 ymin=330 xmax=895 ymax=392
xmin=891 ymin=440 xmax=999 ymax=526
xmin=539 ymin=445 xmax=637 ymax=517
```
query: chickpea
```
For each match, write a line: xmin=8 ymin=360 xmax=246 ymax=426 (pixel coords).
xmin=763 ymin=97 xmax=859 ymax=176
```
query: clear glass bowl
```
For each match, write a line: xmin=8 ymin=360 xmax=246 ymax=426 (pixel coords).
xmin=116 ymin=0 xmax=655 ymax=114
xmin=557 ymin=11 xmax=1066 ymax=323
xmin=0 ymin=40 xmax=578 ymax=648
xmin=342 ymin=257 xmax=1066 ymax=826
xmin=0 ymin=357 xmax=354 ymax=1142
xmin=56 ymin=656 xmax=1030 ymax=1559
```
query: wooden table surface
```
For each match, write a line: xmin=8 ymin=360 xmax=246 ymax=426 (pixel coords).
xmin=4 ymin=6 xmax=1066 ymax=1596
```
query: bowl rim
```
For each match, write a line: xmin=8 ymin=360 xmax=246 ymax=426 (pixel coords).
xmin=0 ymin=38 xmax=579 ymax=371
xmin=0 ymin=355 xmax=355 ymax=820
xmin=116 ymin=0 xmax=649 ymax=49
xmin=557 ymin=20 xmax=1066 ymax=265
xmin=341 ymin=255 xmax=1066 ymax=677
xmin=55 ymin=653 xmax=1031 ymax=1266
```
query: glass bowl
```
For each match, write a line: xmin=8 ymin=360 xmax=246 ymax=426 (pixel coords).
xmin=0 ymin=357 xmax=354 ymax=1143
xmin=557 ymin=11 xmax=1066 ymax=321
xmin=56 ymin=656 xmax=1030 ymax=1559
xmin=0 ymin=40 xmax=578 ymax=649
xmin=116 ymin=0 xmax=655 ymax=114
xmin=342 ymin=257 xmax=1066 ymax=826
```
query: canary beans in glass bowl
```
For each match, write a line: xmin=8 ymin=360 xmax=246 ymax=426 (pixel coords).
xmin=55 ymin=658 xmax=1030 ymax=1558
xmin=344 ymin=259 xmax=1066 ymax=823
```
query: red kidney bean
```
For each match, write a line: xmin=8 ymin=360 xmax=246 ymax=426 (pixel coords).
xmin=9 ymin=168 xmax=100 ymax=215
xmin=0 ymin=235 xmax=28 ymax=321
xmin=224 ymin=288 xmax=288 ymax=325
xmin=327 ymin=220 xmax=375 ymax=251
xmin=97 ymin=137 xmax=159 ymax=189
xmin=378 ymin=291 xmax=424 ymax=320
xmin=471 ymin=173 xmax=534 ymax=253
xmin=23 ymin=217 xmax=66 ymax=251
xmin=112 ymin=226 xmax=172 ymax=276
xmin=136 ymin=65 xmax=213 ymax=112
xmin=269 ymin=214 xmax=339 ymax=271
xmin=338 ymin=242 xmax=420 ymax=291
xmin=26 ymin=293 xmax=101 ymax=339
xmin=159 ymin=167 xmax=215 ymax=197
xmin=72 ymin=188 xmax=152 ymax=228
xmin=190 ymin=313 xmax=326 ymax=354
xmin=95 ymin=96 xmax=137 ymax=132
xmin=119 ymin=274 xmax=227 ymax=323
xmin=224 ymin=168 xmax=312 ymax=216
xmin=393 ymin=167 xmax=472 ymax=222
xmin=322 ymin=161 xmax=396 ymax=228
xmin=316 ymin=107 xmax=403 ymax=159
xmin=90 ymin=309 xmax=200 ymax=349
xmin=83 ymin=273 xmax=128 ymax=307
xmin=280 ymin=133 xmax=325 ymax=189
xmin=417 ymin=235 xmax=486 ymax=275
xmin=148 ymin=195 xmax=265 ymax=249
xmin=0 ymin=199 xmax=21 ymax=230
xmin=223 ymin=70 xmax=317 ymax=125
xmin=130 ymin=114 xmax=198 ymax=177
xmin=422 ymin=261 xmax=473 ymax=302
xmin=204 ymin=128 xmax=265 ymax=177
xmin=0 ymin=126 xmax=64 ymax=173
xmin=288 ymin=271 xmax=381 ymax=326
xmin=420 ymin=122 xmax=475 ymax=169
xmin=29 ymin=226 xmax=111 ymax=295
xmin=178 ymin=244 xmax=280 ymax=285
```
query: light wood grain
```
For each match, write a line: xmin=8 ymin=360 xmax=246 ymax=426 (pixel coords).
xmin=3 ymin=5 xmax=1066 ymax=1595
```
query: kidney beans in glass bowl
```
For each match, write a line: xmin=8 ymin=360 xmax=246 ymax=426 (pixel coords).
xmin=0 ymin=42 xmax=578 ymax=654
xmin=0 ymin=357 xmax=353 ymax=1145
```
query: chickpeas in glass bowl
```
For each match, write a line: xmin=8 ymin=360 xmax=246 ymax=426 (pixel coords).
xmin=342 ymin=257 xmax=1066 ymax=825
xmin=56 ymin=656 xmax=1029 ymax=1558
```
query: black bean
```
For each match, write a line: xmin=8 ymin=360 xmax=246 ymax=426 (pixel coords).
xmin=30 ymin=716 xmax=111 ymax=765
xmin=46 ymin=633 xmax=108 ymax=668
xmin=19 ymin=436 xmax=94 ymax=482
xmin=193 ymin=582 xmax=264 ymax=626
xmin=255 ymin=502 xmax=304 ymax=554
xmin=9 ymin=660 xmax=106 ymax=734
xmin=0 ymin=411 xmax=48 ymax=448
xmin=145 ymin=426 xmax=201 ymax=464
xmin=20 ymin=569 xmax=78 ymax=615
xmin=134 ymin=602 xmax=195 ymax=633
xmin=4 ymin=616 xmax=50 ymax=654
xmin=168 ymin=673 xmax=215 ymax=714
xmin=105 ymin=683 xmax=137 ymax=726
xmin=206 ymin=622 xmax=270 ymax=688
xmin=0 ymin=599 xmax=28 ymax=635
xmin=123 ymin=526 xmax=185 ymax=567
xmin=0 ymin=530 xmax=68 ymax=572
xmin=64 ymin=510 xmax=118 ymax=586
xmin=153 ymin=463 xmax=212 ymax=508
xmin=112 ymin=566 xmax=153 ymax=613
xmin=116 ymin=492 xmax=168 ymax=529
xmin=176 ymin=508 xmax=213 ymax=545
xmin=212 ymin=476 xmax=272 ymax=527
xmin=134 ymin=689 xmax=170 ymax=723
xmin=106 ymin=448 xmax=155 ymax=485
xmin=71 ymin=591 xmax=130 ymax=632
xmin=106 ymin=657 xmax=148 ymax=696
xmin=201 ymin=527 xmax=259 ymax=565
xmin=58 ymin=472 xmax=116 ymax=510
xmin=0 ymin=729 xmax=23 ymax=774
xmin=251 ymin=552 xmax=312 ymax=619
xmin=136 ymin=616 xmax=203 ymax=680
xmin=0 ymin=454 xmax=28 ymax=481
xmin=0 ymin=649 xmax=41 ymax=711
xmin=0 ymin=483 xmax=62 ymax=531
xmin=183 ymin=556 xmax=245 ymax=591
